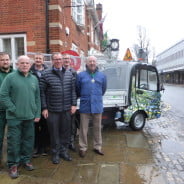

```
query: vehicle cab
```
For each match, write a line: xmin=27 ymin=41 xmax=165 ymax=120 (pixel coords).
xmin=101 ymin=60 xmax=162 ymax=130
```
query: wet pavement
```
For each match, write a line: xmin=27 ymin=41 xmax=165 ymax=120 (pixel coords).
xmin=0 ymin=103 xmax=184 ymax=184
xmin=143 ymin=105 xmax=184 ymax=184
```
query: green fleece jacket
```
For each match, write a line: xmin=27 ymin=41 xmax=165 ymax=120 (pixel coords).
xmin=0 ymin=70 xmax=41 ymax=120
xmin=0 ymin=66 xmax=14 ymax=111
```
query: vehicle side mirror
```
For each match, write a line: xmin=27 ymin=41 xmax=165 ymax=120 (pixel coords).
xmin=136 ymin=89 xmax=144 ymax=94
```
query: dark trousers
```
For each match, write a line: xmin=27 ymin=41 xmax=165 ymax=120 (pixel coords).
xmin=47 ymin=111 xmax=71 ymax=155
xmin=70 ymin=114 xmax=77 ymax=145
xmin=34 ymin=116 xmax=50 ymax=152
xmin=7 ymin=119 xmax=34 ymax=167
xmin=0 ymin=111 xmax=6 ymax=160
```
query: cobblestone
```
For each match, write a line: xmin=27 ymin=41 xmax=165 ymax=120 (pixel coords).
xmin=175 ymin=164 xmax=183 ymax=171
xmin=179 ymin=172 xmax=184 ymax=179
xmin=143 ymin=108 xmax=184 ymax=184
xmin=172 ymin=160 xmax=179 ymax=165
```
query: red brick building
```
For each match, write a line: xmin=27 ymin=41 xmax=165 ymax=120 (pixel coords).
xmin=0 ymin=0 xmax=103 ymax=65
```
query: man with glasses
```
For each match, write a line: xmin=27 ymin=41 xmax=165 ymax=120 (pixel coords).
xmin=0 ymin=52 xmax=14 ymax=168
xmin=40 ymin=52 xmax=77 ymax=164
xmin=62 ymin=54 xmax=78 ymax=152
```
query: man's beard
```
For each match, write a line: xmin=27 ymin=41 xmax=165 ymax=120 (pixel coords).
xmin=1 ymin=66 xmax=10 ymax=71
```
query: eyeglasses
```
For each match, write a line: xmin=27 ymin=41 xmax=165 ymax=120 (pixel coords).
xmin=63 ymin=58 xmax=70 ymax=60
xmin=53 ymin=58 xmax=62 ymax=61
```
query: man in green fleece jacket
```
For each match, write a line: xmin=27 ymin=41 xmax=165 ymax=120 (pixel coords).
xmin=0 ymin=55 xmax=41 ymax=179
xmin=0 ymin=52 xmax=14 ymax=167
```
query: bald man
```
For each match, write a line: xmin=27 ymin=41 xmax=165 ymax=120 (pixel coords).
xmin=0 ymin=55 xmax=41 ymax=178
xmin=76 ymin=56 xmax=107 ymax=158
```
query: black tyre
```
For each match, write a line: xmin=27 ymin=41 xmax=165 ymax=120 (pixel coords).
xmin=130 ymin=112 xmax=145 ymax=131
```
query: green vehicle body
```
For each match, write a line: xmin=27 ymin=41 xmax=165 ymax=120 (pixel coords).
xmin=124 ymin=89 xmax=161 ymax=123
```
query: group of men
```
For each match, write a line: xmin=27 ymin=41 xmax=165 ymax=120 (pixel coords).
xmin=0 ymin=52 xmax=107 ymax=179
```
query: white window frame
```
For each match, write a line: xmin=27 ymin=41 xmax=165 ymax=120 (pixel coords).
xmin=90 ymin=21 xmax=94 ymax=43
xmin=80 ymin=50 xmax=84 ymax=57
xmin=71 ymin=43 xmax=78 ymax=53
xmin=0 ymin=34 xmax=27 ymax=68
xmin=71 ymin=0 xmax=85 ymax=26
xmin=94 ymin=31 xmax=99 ymax=45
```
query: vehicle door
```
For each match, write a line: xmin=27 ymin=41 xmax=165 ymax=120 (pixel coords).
xmin=134 ymin=66 xmax=161 ymax=119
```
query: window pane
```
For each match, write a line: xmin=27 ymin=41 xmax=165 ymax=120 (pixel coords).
xmin=72 ymin=0 xmax=84 ymax=25
xmin=77 ymin=0 xmax=82 ymax=4
xmin=77 ymin=6 xmax=82 ymax=13
xmin=72 ymin=0 xmax=76 ymax=14
xmin=140 ymin=70 xmax=149 ymax=90
xmin=136 ymin=70 xmax=139 ymax=88
xmin=71 ymin=43 xmax=78 ymax=52
xmin=72 ymin=0 xmax=76 ymax=5
xmin=77 ymin=15 xmax=82 ymax=24
xmin=139 ymin=69 xmax=157 ymax=91
xmin=148 ymin=71 xmax=157 ymax=91
xmin=2 ymin=38 xmax=11 ymax=56
xmin=15 ymin=37 xmax=24 ymax=58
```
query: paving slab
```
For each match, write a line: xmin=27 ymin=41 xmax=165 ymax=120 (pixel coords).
xmin=0 ymin=124 xmax=167 ymax=184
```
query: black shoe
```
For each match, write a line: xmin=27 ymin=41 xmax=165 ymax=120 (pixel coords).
xmin=41 ymin=148 xmax=48 ymax=156
xmin=33 ymin=149 xmax=40 ymax=158
xmin=69 ymin=144 xmax=76 ymax=152
xmin=41 ymin=151 xmax=48 ymax=156
xmin=0 ymin=160 xmax=3 ymax=170
xmin=79 ymin=150 xmax=86 ymax=158
xmin=52 ymin=155 xmax=60 ymax=164
xmin=60 ymin=152 xmax=72 ymax=161
xmin=9 ymin=165 xmax=19 ymax=179
xmin=23 ymin=162 xmax=35 ymax=171
xmin=33 ymin=152 xmax=40 ymax=158
xmin=93 ymin=149 xmax=104 ymax=156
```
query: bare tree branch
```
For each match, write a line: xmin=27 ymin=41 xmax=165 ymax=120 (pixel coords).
xmin=133 ymin=25 xmax=151 ymax=63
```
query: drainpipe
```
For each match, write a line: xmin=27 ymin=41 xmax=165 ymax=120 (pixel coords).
xmin=45 ymin=0 xmax=50 ymax=53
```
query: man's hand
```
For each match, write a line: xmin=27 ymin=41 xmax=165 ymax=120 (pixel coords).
xmin=71 ymin=106 xmax=77 ymax=114
xmin=34 ymin=118 xmax=40 ymax=122
xmin=42 ymin=109 xmax=49 ymax=119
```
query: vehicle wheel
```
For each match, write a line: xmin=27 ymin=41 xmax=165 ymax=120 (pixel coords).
xmin=130 ymin=112 xmax=145 ymax=131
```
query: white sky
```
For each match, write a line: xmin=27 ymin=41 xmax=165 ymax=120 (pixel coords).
xmin=95 ymin=0 xmax=184 ymax=59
